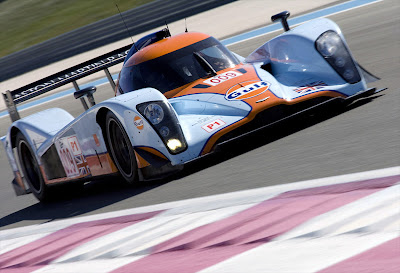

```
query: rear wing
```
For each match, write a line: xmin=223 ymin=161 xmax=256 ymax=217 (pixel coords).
xmin=2 ymin=43 xmax=133 ymax=122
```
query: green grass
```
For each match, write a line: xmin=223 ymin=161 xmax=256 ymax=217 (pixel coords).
xmin=0 ymin=0 xmax=152 ymax=58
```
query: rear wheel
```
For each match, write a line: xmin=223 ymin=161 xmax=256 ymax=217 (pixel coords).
xmin=16 ymin=132 xmax=50 ymax=201
xmin=106 ymin=112 xmax=138 ymax=185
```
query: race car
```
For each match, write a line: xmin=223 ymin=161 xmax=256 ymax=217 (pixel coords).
xmin=2 ymin=11 xmax=382 ymax=201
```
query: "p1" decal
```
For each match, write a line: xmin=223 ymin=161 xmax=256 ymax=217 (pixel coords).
xmin=202 ymin=119 xmax=226 ymax=133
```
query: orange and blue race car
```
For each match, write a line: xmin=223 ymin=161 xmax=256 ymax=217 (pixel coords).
xmin=2 ymin=12 xmax=383 ymax=201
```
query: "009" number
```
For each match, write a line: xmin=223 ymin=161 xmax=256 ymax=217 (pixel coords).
xmin=204 ymin=71 xmax=242 ymax=86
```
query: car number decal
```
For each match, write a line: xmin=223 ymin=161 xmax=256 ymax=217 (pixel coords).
xmin=203 ymin=71 xmax=242 ymax=86
xmin=68 ymin=136 xmax=82 ymax=156
xmin=225 ymin=80 xmax=271 ymax=101
xmin=55 ymin=135 xmax=90 ymax=177
xmin=202 ymin=119 xmax=226 ymax=133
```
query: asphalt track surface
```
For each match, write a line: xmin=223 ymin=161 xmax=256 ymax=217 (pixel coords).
xmin=0 ymin=0 xmax=399 ymax=231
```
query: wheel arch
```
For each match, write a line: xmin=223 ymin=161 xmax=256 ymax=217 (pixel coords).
xmin=96 ymin=107 xmax=110 ymax=138
xmin=96 ymin=106 xmax=140 ymax=168
xmin=10 ymin=126 xmax=22 ymax=148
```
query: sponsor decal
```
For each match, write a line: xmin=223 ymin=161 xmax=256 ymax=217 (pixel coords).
xmin=256 ymin=96 xmax=270 ymax=103
xmin=293 ymin=81 xmax=327 ymax=94
xmin=134 ymin=116 xmax=144 ymax=130
xmin=93 ymin=134 xmax=100 ymax=147
xmin=75 ymin=154 xmax=91 ymax=175
xmin=12 ymin=49 xmax=130 ymax=101
xmin=225 ymin=80 xmax=271 ymax=101
xmin=55 ymin=137 xmax=79 ymax=177
xmin=67 ymin=136 xmax=82 ymax=156
xmin=191 ymin=116 xmax=216 ymax=126
xmin=55 ymin=135 xmax=90 ymax=178
xmin=203 ymin=71 xmax=242 ymax=86
xmin=202 ymin=119 xmax=226 ymax=133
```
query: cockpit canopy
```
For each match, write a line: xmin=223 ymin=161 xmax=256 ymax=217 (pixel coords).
xmin=118 ymin=33 xmax=240 ymax=95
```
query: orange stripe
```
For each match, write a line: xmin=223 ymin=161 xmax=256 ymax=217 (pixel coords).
xmin=43 ymin=174 xmax=80 ymax=185
xmin=135 ymin=151 xmax=150 ymax=168
xmin=125 ymin=32 xmax=211 ymax=66
xmin=43 ymin=153 xmax=118 ymax=185
xmin=200 ymin=90 xmax=344 ymax=155
xmin=14 ymin=170 xmax=26 ymax=190
xmin=163 ymin=82 xmax=193 ymax=99
xmin=136 ymin=146 xmax=168 ymax=160
xmin=86 ymin=153 xmax=118 ymax=176
xmin=171 ymin=65 xmax=248 ymax=98
xmin=40 ymin=165 xmax=87 ymax=185
xmin=197 ymin=65 xmax=346 ymax=155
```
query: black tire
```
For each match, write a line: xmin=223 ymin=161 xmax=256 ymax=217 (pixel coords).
xmin=16 ymin=132 xmax=50 ymax=202
xmin=106 ymin=111 xmax=138 ymax=185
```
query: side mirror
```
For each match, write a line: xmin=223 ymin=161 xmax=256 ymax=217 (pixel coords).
xmin=271 ymin=11 xmax=291 ymax=32
xmin=74 ymin=86 xmax=97 ymax=110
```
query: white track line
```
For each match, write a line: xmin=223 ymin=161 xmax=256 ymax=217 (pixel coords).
xmin=1 ymin=166 xmax=398 ymax=241
xmin=200 ymin=183 xmax=400 ymax=273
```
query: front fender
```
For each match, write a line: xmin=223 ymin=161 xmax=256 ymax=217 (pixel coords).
xmin=96 ymin=88 xmax=188 ymax=165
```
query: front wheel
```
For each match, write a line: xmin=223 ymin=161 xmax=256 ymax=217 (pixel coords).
xmin=16 ymin=132 xmax=50 ymax=201
xmin=106 ymin=111 xmax=138 ymax=185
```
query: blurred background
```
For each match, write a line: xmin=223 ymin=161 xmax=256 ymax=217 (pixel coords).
xmin=0 ymin=0 xmax=235 ymax=81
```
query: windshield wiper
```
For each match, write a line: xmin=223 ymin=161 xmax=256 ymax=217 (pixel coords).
xmin=193 ymin=52 xmax=217 ymax=77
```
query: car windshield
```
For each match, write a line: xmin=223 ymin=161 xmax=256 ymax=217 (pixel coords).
xmin=119 ymin=37 xmax=240 ymax=94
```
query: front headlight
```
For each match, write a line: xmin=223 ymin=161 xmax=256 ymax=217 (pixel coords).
xmin=144 ymin=103 xmax=164 ymax=124
xmin=167 ymin=139 xmax=183 ymax=151
xmin=137 ymin=101 xmax=187 ymax=154
xmin=315 ymin=31 xmax=361 ymax=84
xmin=316 ymin=31 xmax=340 ymax=57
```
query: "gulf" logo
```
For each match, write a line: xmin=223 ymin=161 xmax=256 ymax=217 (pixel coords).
xmin=225 ymin=81 xmax=271 ymax=101
xmin=134 ymin=116 xmax=144 ymax=130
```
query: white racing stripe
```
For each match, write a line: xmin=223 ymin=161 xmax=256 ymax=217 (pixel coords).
xmin=200 ymin=233 xmax=399 ymax=273
xmin=1 ymin=166 xmax=398 ymax=241
xmin=0 ymin=233 xmax=52 ymax=255
xmin=200 ymin=184 xmax=400 ymax=273
xmin=1 ymin=166 xmax=398 ymax=273
xmin=277 ymin=184 xmax=400 ymax=239
xmin=52 ymin=203 xmax=255 ymax=263
xmin=1 ymin=166 xmax=398 ymax=242
xmin=33 ymin=257 xmax=146 ymax=273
